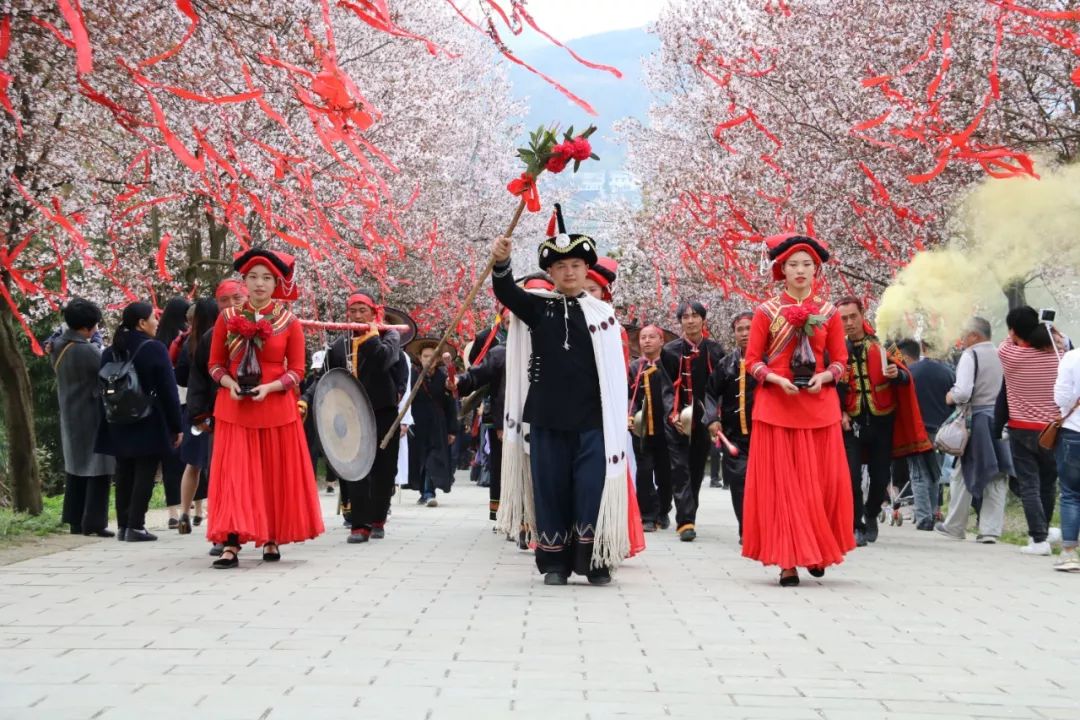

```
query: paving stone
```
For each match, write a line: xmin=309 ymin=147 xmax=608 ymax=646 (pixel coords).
xmin=0 ymin=479 xmax=1075 ymax=719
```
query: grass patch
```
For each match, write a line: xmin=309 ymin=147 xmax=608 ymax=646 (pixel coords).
xmin=1 ymin=477 xmax=170 ymax=546
xmin=0 ymin=495 xmax=66 ymax=543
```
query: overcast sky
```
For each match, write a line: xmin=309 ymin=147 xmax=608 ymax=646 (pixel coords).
xmin=498 ymin=0 xmax=663 ymax=44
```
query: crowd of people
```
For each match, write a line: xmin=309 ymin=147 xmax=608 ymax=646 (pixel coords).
xmin=46 ymin=216 xmax=1080 ymax=585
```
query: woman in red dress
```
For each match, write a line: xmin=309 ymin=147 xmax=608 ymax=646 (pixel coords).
xmin=207 ymin=248 xmax=325 ymax=568
xmin=742 ymin=234 xmax=852 ymax=586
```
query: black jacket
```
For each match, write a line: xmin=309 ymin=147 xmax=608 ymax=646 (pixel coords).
xmin=662 ymin=336 xmax=725 ymax=412
xmin=304 ymin=331 xmax=403 ymax=413
xmin=492 ymin=262 xmax=602 ymax=431
xmin=184 ymin=328 xmax=216 ymax=422
xmin=410 ymin=366 xmax=458 ymax=446
xmin=703 ymin=349 xmax=757 ymax=443
xmin=629 ymin=354 xmax=677 ymax=436
xmin=95 ymin=332 xmax=183 ymax=458
xmin=456 ymin=344 xmax=506 ymax=429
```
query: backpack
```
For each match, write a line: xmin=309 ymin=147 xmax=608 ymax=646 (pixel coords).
xmin=98 ymin=341 xmax=154 ymax=424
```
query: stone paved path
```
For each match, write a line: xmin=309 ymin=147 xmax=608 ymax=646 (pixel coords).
xmin=1 ymin=477 xmax=1078 ymax=720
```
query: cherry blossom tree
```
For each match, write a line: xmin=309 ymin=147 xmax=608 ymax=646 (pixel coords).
xmin=612 ymin=0 xmax=1080 ymax=330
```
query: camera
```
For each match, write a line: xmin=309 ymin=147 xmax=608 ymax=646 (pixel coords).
xmin=1039 ymin=308 xmax=1056 ymax=324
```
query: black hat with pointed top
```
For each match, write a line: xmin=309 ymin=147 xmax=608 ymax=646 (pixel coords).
xmin=537 ymin=203 xmax=598 ymax=271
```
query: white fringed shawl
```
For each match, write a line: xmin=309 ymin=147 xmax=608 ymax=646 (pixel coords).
xmin=495 ymin=291 xmax=629 ymax=569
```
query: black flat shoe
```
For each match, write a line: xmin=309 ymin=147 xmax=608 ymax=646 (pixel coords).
xmin=168 ymin=518 xmax=179 ymax=530
xmin=370 ymin=527 xmax=385 ymax=540
xmin=177 ymin=514 xmax=192 ymax=535
xmin=587 ymin=569 xmax=612 ymax=586
xmin=808 ymin=566 xmax=825 ymax=578
xmin=208 ymin=543 xmax=224 ymax=557
xmin=212 ymin=548 xmax=239 ymax=569
xmin=84 ymin=528 xmax=116 ymax=538
xmin=679 ymin=527 xmax=697 ymax=542
xmin=69 ymin=525 xmax=83 ymax=535
xmin=262 ymin=543 xmax=281 ymax=562
xmin=779 ymin=569 xmax=800 ymax=587
xmin=117 ymin=528 xmax=128 ymax=542
xmin=192 ymin=515 xmax=203 ymax=527
xmin=125 ymin=528 xmax=157 ymax=542
xmin=543 ymin=573 xmax=568 ymax=586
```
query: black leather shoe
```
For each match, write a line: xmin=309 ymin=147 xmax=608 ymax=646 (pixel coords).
xmin=779 ymin=569 xmax=800 ymax=587
xmin=125 ymin=528 xmax=158 ymax=542
xmin=177 ymin=514 xmax=192 ymax=535
xmin=192 ymin=515 xmax=203 ymax=527
xmin=84 ymin=528 xmax=116 ymax=538
xmin=168 ymin=518 xmax=179 ymax=530
xmin=864 ymin=515 xmax=879 ymax=543
xmin=543 ymin=573 xmax=568 ymax=586
xmin=808 ymin=566 xmax=825 ymax=578
xmin=262 ymin=543 xmax=281 ymax=562
xmin=117 ymin=527 xmax=127 ymax=542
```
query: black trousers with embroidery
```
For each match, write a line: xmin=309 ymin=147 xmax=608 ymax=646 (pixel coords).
xmin=529 ymin=426 xmax=607 ymax=576
xmin=844 ymin=413 xmax=895 ymax=531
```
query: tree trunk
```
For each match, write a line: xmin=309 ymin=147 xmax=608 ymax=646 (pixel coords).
xmin=0 ymin=291 xmax=43 ymax=515
xmin=1003 ymin=278 xmax=1027 ymax=310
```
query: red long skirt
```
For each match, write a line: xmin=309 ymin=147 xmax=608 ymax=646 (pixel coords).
xmin=207 ymin=419 xmax=325 ymax=547
xmin=741 ymin=420 xmax=854 ymax=569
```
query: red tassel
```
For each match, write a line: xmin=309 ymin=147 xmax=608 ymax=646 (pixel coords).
xmin=546 ymin=209 xmax=557 ymax=237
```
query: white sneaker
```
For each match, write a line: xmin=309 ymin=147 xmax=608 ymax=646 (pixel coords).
xmin=1047 ymin=527 xmax=1063 ymax=547
xmin=1020 ymin=540 xmax=1052 ymax=556
xmin=1053 ymin=554 xmax=1080 ymax=573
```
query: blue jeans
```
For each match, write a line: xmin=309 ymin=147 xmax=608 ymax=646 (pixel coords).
xmin=907 ymin=450 xmax=942 ymax=525
xmin=1056 ymin=428 xmax=1080 ymax=549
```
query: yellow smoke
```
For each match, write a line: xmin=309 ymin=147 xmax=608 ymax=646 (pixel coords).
xmin=875 ymin=161 xmax=1080 ymax=353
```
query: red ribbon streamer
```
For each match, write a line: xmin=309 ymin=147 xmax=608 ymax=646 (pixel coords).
xmin=506 ymin=173 xmax=540 ymax=212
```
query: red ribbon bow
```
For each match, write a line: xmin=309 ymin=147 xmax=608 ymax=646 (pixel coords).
xmin=506 ymin=172 xmax=541 ymax=212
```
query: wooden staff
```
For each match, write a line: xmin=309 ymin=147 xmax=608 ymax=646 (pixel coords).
xmin=380 ymin=198 xmax=528 ymax=449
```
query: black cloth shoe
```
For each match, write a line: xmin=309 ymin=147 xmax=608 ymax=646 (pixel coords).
xmin=854 ymin=529 xmax=867 ymax=547
xmin=808 ymin=566 xmax=825 ymax=578
xmin=177 ymin=514 xmax=192 ymax=536
xmin=347 ymin=530 xmax=370 ymax=544
xmin=192 ymin=515 xmax=203 ymax=527
xmin=864 ymin=515 xmax=879 ymax=543
xmin=117 ymin=528 xmax=127 ymax=542
xmin=779 ymin=570 xmax=800 ymax=587
xmin=543 ymin=573 xmax=568 ymax=586
xmin=262 ymin=543 xmax=281 ymax=562
xmin=69 ymin=525 xmax=83 ymax=535
xmin=208 ymin=543 xmax=225 ymax=557
xmin=125 ymin=528 xmax=157 ymax=542
xmin=709 ymin=480 xmax=722 ymax=488
xmin=587 ymin=568 xmax=611 ymax=586
xmin=679 ymin=527 xmax=697 ymax=542
xmin=168 ymin=518 xmax=179 ymax=530
xmin=212 ymin=548 xmax=239 ymax=569
xmin=84 ymin=528 xmax=116 ymax=538
xmin=656 ymin=514 xmax=671 ymax=530
xmin=370 ymin=527 xmax=385 ymax=540
xmin=642 ymin=521 xmax=657 ymax=533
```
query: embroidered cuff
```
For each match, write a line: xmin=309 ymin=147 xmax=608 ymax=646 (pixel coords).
xmin=210 ymin=366 xmax=228 ymax=383
xmin=279 ymin=370 xmax=300 ymax=390
xmin=750 ymin=362 xmax=769 ymax=382
xmin=492 ymin=261 xmax=513 ymax=279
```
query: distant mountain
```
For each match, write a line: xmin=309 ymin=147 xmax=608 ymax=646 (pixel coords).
xmin=508 ymin=27 xmax=658 ymax=174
